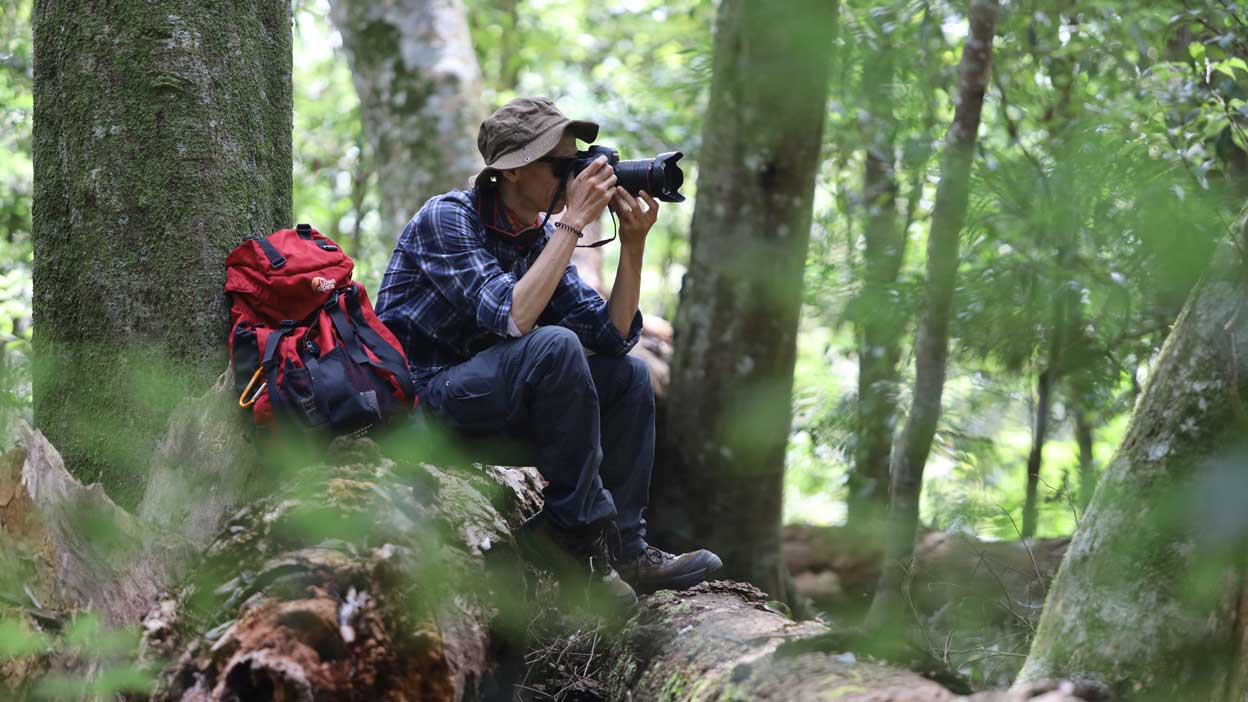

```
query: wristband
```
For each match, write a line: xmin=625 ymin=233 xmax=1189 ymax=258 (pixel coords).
xmin=555 ymin=221 xmax=585 ymax=239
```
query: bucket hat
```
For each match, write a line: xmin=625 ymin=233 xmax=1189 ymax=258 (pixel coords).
xmin=474 ymin=97 xmax=599 ymax=188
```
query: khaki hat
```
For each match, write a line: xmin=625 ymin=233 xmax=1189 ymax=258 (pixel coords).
xmin=474 ymin=97 xmax=599 ymax=188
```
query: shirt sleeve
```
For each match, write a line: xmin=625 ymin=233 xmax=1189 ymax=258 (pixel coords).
xmin=541 ymin=264 xmax=643 ymax=356
xmin=407 ymin=198 xmax=517 ymax=337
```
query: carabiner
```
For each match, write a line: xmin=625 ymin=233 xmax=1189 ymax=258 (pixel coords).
xmin=239 ymin=367 xmax=266 ymax=408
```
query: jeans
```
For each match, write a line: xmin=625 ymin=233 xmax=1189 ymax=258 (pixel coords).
xmin=417 ymin=326 xmax=654 ymax=560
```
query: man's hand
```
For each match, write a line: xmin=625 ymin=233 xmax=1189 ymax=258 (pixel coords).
xmin=605 ymin=188 xmax=656 ymax=337
xmin=562 ymin=156 xmax=617 ymax=231
xmin=612 ymin=188 xmax=660 ymax=254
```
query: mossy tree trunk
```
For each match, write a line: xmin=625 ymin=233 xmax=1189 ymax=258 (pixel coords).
xmin=651 ymin=0 xmax=837 ymax=600
xmin=867 ymin=0 xmax=999 ymax=629
xmin=31 ymin=0 xmax=292 ymax=507
xmin=1014 ymin=213 xmax=1248 ymax=701
xmin=329 ymin=0 xmax=484 ymax=234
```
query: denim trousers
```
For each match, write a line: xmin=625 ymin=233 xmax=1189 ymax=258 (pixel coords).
xmin=416 ymin=326 xmax=654 ymax=560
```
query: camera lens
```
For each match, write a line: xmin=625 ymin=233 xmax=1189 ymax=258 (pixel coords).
xmin=567 ymin=147 xmax=686 ymax=203
xmin=615 ymin=152 xmax=686 ymax=203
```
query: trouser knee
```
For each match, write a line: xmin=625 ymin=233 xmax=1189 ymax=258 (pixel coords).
xmin=524 ymin=326 xmax=594 ymax=396
xmin=621 ymin=355 xmax=654 ymax=408
xmin=596 ymin=353 xmax=653 ymax=413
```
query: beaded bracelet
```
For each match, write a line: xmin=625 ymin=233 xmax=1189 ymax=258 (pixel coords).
xmin=554 ymin=221 xmax=585 ymax=238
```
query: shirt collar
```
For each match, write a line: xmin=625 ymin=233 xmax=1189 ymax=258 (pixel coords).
xmin=479 ymin=187 xmax=539 ymax=234
xmin=475 ymin=187 xmax=548 ymax=250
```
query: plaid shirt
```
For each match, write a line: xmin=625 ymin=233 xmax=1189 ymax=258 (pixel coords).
xmin=376 ymin=188 xmax=643 ymax=387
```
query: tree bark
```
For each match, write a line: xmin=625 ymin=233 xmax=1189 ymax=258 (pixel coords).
xmin=652 ymin=0 xmax=837 ymax=601
xmin=31 ymin=0 xmax=292 ymax=508
xmin=329 ymin=0 xmax=485 ymax=235
xmin=1015 ymin=213 xmax=1248 ymax=700
xmin=147 ymin=442 xmax=544 ymax=702
xmin=1022 ymin=368 xmax=1054 ymax=539
xmin=2 ymin=377 xmax=256 ymax=628
xmin=848 ymin=15 xmax=906 ymax=539
xmin=867 ymin=0 xmax=999 ymax=629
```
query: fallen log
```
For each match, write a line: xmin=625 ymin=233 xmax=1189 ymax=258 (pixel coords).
xmin=783 ymin=524 xmax=1071 ymax=687
xmin=784 ymin=525 xmax=1069 ymax=613
xmin=145 ymin=439 xmax=543 ymax=701
xmin=2 ymin=384 xmax=1094 ymax=701
xmin=600 ymin=580 xmax=1096 ymax=702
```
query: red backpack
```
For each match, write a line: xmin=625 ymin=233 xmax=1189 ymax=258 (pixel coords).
xmin=225 ymin=223 xmax=417 ymax=436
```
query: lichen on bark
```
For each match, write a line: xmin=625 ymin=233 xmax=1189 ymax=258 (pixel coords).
xmin=32 ymin=0 xmax=293 ymax=507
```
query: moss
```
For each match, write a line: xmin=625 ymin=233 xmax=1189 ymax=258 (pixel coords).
xmin=658 ymin=671 xmax=690 ymax=701
xmin=32 ymin=0 xmax=292 ymax=508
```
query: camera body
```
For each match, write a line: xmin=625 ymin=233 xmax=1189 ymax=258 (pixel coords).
xmin=567 ymin=145 xmax=686 ymax=203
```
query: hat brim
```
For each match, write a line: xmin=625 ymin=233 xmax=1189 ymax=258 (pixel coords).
xmin=473 ymin=119 xmax=600 ymax=188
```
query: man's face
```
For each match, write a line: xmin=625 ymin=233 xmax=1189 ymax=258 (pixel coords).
xmin=506 ymin=131 xmax=578 ymax=216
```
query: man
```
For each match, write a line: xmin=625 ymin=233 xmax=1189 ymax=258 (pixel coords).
xmin=376 ymin=97 xmax=721 ymax=605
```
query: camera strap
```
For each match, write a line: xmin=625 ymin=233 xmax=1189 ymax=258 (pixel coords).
xmin=483 ymin=179 xmax=618 ymax=249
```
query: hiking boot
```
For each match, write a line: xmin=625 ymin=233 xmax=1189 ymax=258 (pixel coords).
xmin=517 ymin=513 xmax=638 ymax=612
xmin=613 ymin=544 xmax=723 ymax=594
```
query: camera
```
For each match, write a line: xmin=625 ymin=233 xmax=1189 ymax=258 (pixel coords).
xmin=559 ymin=145 xmax=686 ymax=203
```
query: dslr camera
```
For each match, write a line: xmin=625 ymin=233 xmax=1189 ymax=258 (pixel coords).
xmin=546 ymin=145 xmax=686 ymax=203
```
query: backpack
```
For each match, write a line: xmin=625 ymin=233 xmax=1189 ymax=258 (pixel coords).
xmin=225 ymin=223 xmax=417 ymax=436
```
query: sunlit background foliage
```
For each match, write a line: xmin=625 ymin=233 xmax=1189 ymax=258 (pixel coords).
xmin=3 ymin=0 xmax=1244 ymax=538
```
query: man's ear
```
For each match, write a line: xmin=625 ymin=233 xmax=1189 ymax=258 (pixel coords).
xmin=501 ymin=168 xmax=520 ymax=183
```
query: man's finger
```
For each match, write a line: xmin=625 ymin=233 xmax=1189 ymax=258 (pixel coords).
xmin=640 ymin=191 xmax=660 ymax=219
xmin=617 ymin=187 xmax=641 ymax=213
xmin=611 ymin=191 xmax=633 ymax=215
xmin=576 ymin=156 xmax=607 ymax=181
xmin=595 ymin=165 xmax=617 ymax=184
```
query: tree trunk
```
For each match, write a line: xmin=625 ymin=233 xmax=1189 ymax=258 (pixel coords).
xmin=848 ymin=16 xmax=906 ymax=539
xmin=1073 ymin=403 xmax=1095 ymax=512
xmin=1015 ymin=215 xmax=1248 ymax=700
xmin=1022 ymin=368 xmax=1054 ymax=539
xmin=652 ymin=0 xmax=837 ymax=601
xmin=329 ymin=0 xmax=485 ymax=235
xmin=31 ymin=0 xmax=292 ymax=508
xmin=867 ymin=0 xmax=999 ymax=629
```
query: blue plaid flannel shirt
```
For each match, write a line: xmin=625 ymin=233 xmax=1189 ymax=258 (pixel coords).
xmin=375 ymin=188 xmax=643 ymax=388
